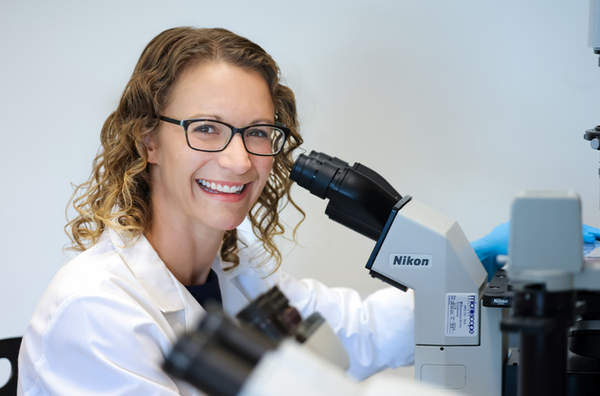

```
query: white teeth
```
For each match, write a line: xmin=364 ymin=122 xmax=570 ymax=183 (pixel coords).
xmin=197 ymin=179 xmax=244 ymax=194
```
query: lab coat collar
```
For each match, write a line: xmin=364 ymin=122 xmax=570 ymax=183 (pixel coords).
xmin=108 ymin=228 xmax=185 ymax=314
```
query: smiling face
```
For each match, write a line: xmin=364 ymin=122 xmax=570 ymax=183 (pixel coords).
xmin=146 ymin=61 xmax=275 ymax=236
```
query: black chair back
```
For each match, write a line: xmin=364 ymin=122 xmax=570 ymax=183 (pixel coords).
xmin=0 ymin=337 xmax=22 ymax=396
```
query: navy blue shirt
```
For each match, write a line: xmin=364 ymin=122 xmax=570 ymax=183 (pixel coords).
xmin=184 ymin=269 xmax=223 ymax=309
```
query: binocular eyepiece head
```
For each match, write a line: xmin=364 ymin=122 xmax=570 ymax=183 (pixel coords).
xmin=290 ymin=150 xmax=401 ymax=241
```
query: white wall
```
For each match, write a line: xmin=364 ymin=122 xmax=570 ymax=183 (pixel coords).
xmin=1 ymin=0 xmax=598 ymax=363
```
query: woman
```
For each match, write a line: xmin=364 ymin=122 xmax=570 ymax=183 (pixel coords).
xmin=17 ymin=27 xmax=415 ymax=395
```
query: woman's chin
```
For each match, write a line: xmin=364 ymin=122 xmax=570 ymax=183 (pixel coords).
xmin=219 ymin=216 xmax=246 ymax=232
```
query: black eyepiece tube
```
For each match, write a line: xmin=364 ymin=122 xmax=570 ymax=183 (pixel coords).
xmin=291 ymin=152 xmax=347 ymax=199
xmin=236 ymin=286 xmax=302 ymax=344
xmin=290 ymin=151 xmax=401 ymax=241
xmin=163 ymin=311 xmax=274 ymax=396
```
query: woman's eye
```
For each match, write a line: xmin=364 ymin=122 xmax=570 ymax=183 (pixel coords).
xmin=246 ymin=128 xmax=269 ymax=139
xmin=190 ymin=122 xmax=220 ymax=135
xmin=194 ymin=125 xmax=214 ymax=133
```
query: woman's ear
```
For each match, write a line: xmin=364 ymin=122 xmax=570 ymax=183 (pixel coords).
xmin=145 ymin=133 xmax=158 ymax=164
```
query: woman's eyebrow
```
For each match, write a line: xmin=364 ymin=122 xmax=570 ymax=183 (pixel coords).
xmin=250 ymin=118 xmax=275 ymax=125
xmin=187 ymin=115 xmax=275 ymax=125
xmin=187 ymin=114 xmax=222 ymax=120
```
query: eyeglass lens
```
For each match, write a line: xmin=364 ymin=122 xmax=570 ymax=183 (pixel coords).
xmin=187 ymin=120 xmax=285 ymax=154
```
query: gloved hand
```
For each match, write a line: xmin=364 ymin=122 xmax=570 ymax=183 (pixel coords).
xmin=582 ymin=224 xmax=600 ymax=243
xmin=470 ymin=222 xmax=509 ymax=281
xmin=471 ymin=222 xmax=600 ymax=280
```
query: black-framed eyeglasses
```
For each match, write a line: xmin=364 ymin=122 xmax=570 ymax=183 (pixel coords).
xmin=159 ymin=116 xmax=290 ymax=156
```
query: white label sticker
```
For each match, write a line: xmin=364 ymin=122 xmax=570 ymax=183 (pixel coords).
xmin=445 ymin=293 xmax=478 ymax=337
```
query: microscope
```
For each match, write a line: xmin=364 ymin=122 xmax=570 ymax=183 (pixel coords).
xmin=291 ymin=151 xmax=600 ymax=396
xmin=290 ymin=151 xmax=504 ymax=395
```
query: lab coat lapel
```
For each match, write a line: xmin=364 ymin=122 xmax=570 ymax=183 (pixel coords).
xmin=109 ymin=229 xmax=185 ymax=314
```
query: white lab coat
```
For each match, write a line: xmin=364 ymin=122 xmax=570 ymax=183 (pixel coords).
xmin=18 ymin=223 xmax=415 ymax=396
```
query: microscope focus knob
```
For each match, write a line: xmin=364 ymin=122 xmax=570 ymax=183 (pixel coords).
xmin=584 ymin=126 xmax=600 ymax=150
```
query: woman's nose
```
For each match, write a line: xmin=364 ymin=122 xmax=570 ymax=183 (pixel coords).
xmin=217 ymin=134 xmax=252 ymax=174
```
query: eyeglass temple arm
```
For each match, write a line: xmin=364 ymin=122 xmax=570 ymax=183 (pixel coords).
xmin=159 ymin=116 xmax=184 ymax=126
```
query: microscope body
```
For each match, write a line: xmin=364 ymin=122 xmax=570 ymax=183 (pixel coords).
xmin=290 ymin=151 xmax=507 ymax=394
xmin=366 ymin=197 xmax=505 ymax=395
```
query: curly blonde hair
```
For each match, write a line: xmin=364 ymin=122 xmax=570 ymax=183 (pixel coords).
xmin=66 ymin=27 xmax=304 ymax=269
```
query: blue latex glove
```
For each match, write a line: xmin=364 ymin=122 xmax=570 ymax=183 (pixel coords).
xmin=471 ymin=222 xmax=600 ymax=280
xmin=582 ymin=224 xmax=600 ymax=243
xmin=470 ymin=222 xmax=509 ymax=281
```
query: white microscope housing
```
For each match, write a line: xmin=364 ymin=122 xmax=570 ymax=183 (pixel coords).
xmin=366 ymin=197 xmax=505 ymax=395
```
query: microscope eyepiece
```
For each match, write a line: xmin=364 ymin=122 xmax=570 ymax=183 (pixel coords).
xmin=236 ymin=286 xmax=302 ymax=344
xmin=163 ymin=310 xmax=274 ymax=396
xmin=290 ymin=151 xmax=348 ymax=199
xmin=290 ymin=151 xmax=401 ymax=241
